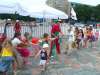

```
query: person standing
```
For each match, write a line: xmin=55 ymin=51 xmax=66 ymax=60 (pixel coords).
xmin=50 ymin=19 xmax=63 ymax=63
xmin=35 ymin=44 xmax=49 ymax=71
xmin=4 ymin=19 xmax=11 ymax=36
xmin=0 ymin=39 xmax=17 ymax=75
xmin=66 ymin=27 xmax=75 ymax=55
xmin=14 ymin=20 xmax=21 ymax=34
xmin=11 ymin=33 xmax=30 ymax=68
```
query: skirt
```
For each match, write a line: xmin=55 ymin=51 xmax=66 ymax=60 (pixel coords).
xmin=17 ymin=48 xmax=30 ymax=57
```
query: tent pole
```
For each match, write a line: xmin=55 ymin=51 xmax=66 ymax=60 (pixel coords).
xmin=43 ymin=11 xmax=45 ymax=26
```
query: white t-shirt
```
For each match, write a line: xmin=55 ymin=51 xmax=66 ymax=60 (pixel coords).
xmin=66 ymin=31 xmax=75 ymax=42
xmin=93 ymin=29 xmax=96 ymax=35
xmin=12 ymin=38 xmax=21 ymax=47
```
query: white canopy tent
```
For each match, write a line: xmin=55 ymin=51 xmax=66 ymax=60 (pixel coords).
xmin=0 ymin=0 xmax=68 ymax=19
xmin=17 ymin=0 xmax=68 ymax=19
xmin=0 ymin=0 xmax=29 ymax=16
xmin=28 ymin=5 xmax=68 ymax=19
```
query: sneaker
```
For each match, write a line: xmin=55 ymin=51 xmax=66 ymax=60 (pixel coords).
xmin=41 ymin=68 xmax=45 ymax=71
xmin=13 ymin=71 xmax=17 ymax=75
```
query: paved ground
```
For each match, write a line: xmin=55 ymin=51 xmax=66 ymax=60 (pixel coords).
xmin=1 ymin=24 xmax=100 ymax=75
xmin=15 ymin=40 xmax=100 ymax=75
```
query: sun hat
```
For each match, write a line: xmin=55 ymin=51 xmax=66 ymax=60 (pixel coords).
xmin=43 ymin=44 xmax=49 ymax=48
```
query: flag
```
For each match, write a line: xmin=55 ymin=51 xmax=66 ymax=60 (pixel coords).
xmin=71 ymin=8 xmax=77 ymax=20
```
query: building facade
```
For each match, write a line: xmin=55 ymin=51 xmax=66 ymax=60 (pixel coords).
xmin=46 ymin=0 xmax=69 ymax=14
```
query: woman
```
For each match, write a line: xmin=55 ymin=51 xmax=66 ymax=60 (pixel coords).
xmin=77 ymin=29 xmax=84 ymax=48
xmin=66 ymin=27 xmax=75 ymax=55
xmin=0 ymin=39 xmax=16 ymax=75
xmin=83 ymin=26 xmax=89 ymax=48
xmin=12 ymin=33 xmax=30 ymax=67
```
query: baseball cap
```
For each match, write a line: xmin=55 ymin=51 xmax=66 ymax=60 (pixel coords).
xmin=53 ymin=19 xmax=58 ymax=23
xmin=32 ymin=37 xmax=39 ymax=44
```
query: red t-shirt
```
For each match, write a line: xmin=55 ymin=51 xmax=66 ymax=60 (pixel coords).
xmin=14 ymin=22 xmax=21 ymax=33
xmin=51 ymin=24 xmax=61 ymax=33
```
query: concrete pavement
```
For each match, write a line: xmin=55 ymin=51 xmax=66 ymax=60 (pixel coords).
xmin=16 ymin=40 xmax=100 ymax=75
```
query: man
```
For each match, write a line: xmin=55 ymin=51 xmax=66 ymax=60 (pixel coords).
xmin=14 ymin=20 xmax=21 ymax=34
xmin=4 ymin=19 xmax=11 ymax=35
xmin=50 ymin=19 xmax=63 ymax=63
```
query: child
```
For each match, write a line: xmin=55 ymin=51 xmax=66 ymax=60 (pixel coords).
xmin=40 ymin=33 xmax=50 ymax=46
xmin=0 ymin=39 xmax=16 ymax=75
xmin=95 ymin=29 xmax=99 ymax=41
xmin=92 ymin=29 xmax=99 ymax=48
xmin=77 ymin=29 xmax=84 ymax=49
xmin=66 ymin=27 xmax=75 ymax=55
xmin=31 ymin=37 xmax=41 ymax=57
xmin=87 ymin=27 xmax=95 ymax=48
xmin=35 ymin=44 xmax=49 ymax=71
xmin=40 ymin=33 xmax=56 ymax=63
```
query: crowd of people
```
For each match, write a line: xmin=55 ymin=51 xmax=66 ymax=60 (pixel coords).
xmin=0 ymin=19 xmax=99 ymax=75
xmin=65 ymin=25 xmax=99 ymax=55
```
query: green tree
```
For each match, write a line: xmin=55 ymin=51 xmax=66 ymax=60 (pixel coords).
xmin=95 ymin=4 xmax=100 ymax=21
xmin=74 ymin=4 xmax=93 ymax=23
xmin=0 ymin=14 xmax=35 ymax=21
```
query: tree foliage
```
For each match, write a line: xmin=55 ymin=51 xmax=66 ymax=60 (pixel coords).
xmin=73 ymin=3 xmax=100 ymax=23
xmin=0 ymin=13 xmax=36 ymax=21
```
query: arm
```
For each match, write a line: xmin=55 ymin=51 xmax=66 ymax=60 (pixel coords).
xmin=58 ymin=25 xmax=64 ymax=35
xmin=49 ymin=37 xmax=56 ymax=41
xmin=34 ymin=50 xmax=41 ymax=59
xmin=60 ymin=31 xmax=64 ymax=35
xmin=18 ymin=37 xmax=30 ymax=47
xmin=51 ymin=31 xmax=56 ymax=38
xmin=14 ymin=23 xmax=16 ymax=31
xmin=47 ymin=49 xmax=50 ymax=57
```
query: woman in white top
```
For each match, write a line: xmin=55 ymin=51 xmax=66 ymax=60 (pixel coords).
xmin=12 ymin=33 xmax=30 ymax=67
xmin=66 ymin=27 xmax=75 ymax=55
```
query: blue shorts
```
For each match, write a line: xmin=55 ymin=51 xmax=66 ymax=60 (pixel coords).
xmin=0 ymin=57 xmax=14 ymax=72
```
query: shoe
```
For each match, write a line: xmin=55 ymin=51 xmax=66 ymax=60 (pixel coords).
xmin=13 ymin=71 xmax=17 ymax=75
xmin=41 ymin=68 xmax=45 ymax=71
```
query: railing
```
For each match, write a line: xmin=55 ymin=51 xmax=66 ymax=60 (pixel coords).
xmin=0 ymin=23 xmax=69 ymax=38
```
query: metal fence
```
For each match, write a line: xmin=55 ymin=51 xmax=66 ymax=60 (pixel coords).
xmin=0 ymin=23 xmax=69 ymax=38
